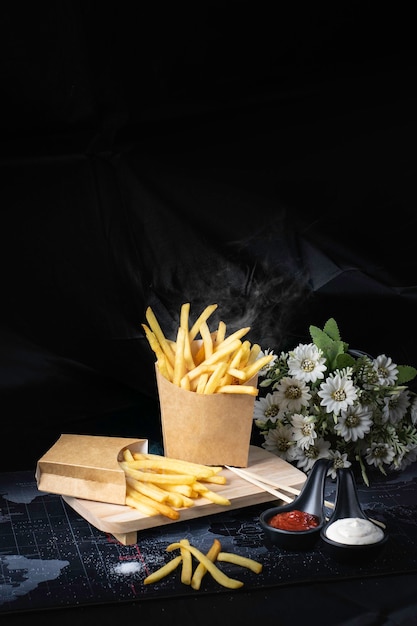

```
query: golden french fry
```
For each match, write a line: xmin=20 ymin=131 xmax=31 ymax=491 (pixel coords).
xmin=122 ymin=448 xmax=135 ymax=462
xmin=125 ymin=475 xmax=171 ymax=503
xmin=143 ymin=555 xmax=183 ymax=585
xmin=180 ymin=539 xmax=193 ymax=585
xmin=191 ymin=539 xmax=222 ymax=590
xmin=247 ymin=343 xmax=262 ymax=365
xmin=215 ymin=321 xmax=226 ymax=345
xmin=216 ymin=552 xmax=263 ymax=574
xmin=242 ymin=353 xmax=275 ymax=382
xmin=213 ymin=327 xmax=250 ymax=351
xmin=192 ymin=482 xmax=231 ymax=506
xmin=166 ymin=542 xmax=244 ymax=589
xmin=203 ymin=361 xmax=228 ymax=394
xmin=188 ymin=304 xmax=218 ymax=341
xmin=180 ymin=373 xmax=191 ymax=390
xmin=199 ymin=320 xmax=214 ymax=359
xmin=121 ymin=464 xmax=196 ymax=485
xmin=142 ymin=324 xmax=175 ymax=381
xmin=125 ymin=494 xmax=160 ymax=517
xmin=196 ymin=371 xmax=209 ymax=394
xmin=145 ymin=307 xmax=176 ymax=368
xmin=127 ymin=486 xmax=180 ymax=520
xmin=128 ymin=454 xmax=222 ymax=478
xmin=180 ymin=303 xmax=196 ymax=370
xmin=173 ymin=326 xmax=187 ymax=387
xmin=216 ymin=384 xmax=259 ymax=396
xmin=201 ymin=474 xmax=227 ymax=485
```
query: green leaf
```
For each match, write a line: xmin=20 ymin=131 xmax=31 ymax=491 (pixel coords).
xmin=323 ymin=318 xmax=341 ymax=341
xmin=309 ymin=325 xmax=334 ymax=351
xmin=336 ymin=352 xmax=356 ymax=369
xmin=397 ymin=365 xmax=417 ymax=385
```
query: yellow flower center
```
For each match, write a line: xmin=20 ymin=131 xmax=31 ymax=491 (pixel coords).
xmin=301 ymin=358 xmax=315 ymax=373
xmin=332 ymin=388 xmax=346 ymax=402
xmin=265 ymin=405 xmax=279 ymax=418
xmin=285 ymin=385 xmax=302 ymax=400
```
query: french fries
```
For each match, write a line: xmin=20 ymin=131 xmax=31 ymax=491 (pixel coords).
xmin=120 ymin=450 xmax=231 ymax=519
xmin=143 ymin=538 xmax=263 ymax=589
xmin=142 ymin=303 xmax=274 ymax=396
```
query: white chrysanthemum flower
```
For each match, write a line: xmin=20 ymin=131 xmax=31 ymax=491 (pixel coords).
xmin=262 ymin=423 xmax=295 ymax=462
xmin=373 ymin=354 xmax=398 ymax=386
xmin=291 ymin=413 xmax=317 ymax=450
xmin=252 ymin=392 xmax=282 ymax=426
xmin=327 ymin=450 xmax=352 ymax=479
xmin=381 ymin=390 xmax=410 ymax=425
xmin=257 ymin=349 xmax=278 ymax=375
xmin=317 ymin=373 xmax=358 ymax=415
xmin=410 ymin=396 xmax=417 ymax=426
xmin=365 ymin=442 xmax=396 ymax=468
xmin=287 ymin=343 xmax=327 ymax=383
xmin=274 ymin=376 xmax=312 ymax=412
xmin=334 ymin=404 xmax=373 ymax=442
xmin=291 ymin=437 xmax=331 ymax=472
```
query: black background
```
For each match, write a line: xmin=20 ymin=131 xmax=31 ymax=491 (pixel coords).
xmin=1 ymin=2 xmax=416 ymax=470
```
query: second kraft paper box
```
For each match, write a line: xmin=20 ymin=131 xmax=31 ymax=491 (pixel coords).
xmin=35 ymin=434 xmax=148 ymax=505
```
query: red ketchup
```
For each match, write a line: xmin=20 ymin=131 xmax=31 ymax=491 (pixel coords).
xmin=268 ymin=509 xmax=320 ymax=531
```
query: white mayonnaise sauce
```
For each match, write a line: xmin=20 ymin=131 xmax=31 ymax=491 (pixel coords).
xmin=325 ymin=517 xmax=384 ymax=545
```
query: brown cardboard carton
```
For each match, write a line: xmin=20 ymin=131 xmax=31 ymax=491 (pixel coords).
xmin=35 ymin=434 xmax=148 ymax=505
xmin=156 ymin=366 xmax=257 ymax=467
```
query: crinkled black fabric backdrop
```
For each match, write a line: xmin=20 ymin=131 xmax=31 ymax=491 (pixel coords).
xmin=1 ymin=3 xmax=416 ymax=470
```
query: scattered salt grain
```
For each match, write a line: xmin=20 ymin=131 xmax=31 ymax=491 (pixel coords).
xmin=113 ymin=562 xmax=141 ymax=575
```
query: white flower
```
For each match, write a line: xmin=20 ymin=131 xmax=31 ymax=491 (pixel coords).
xmin=262 ymin=423 xmax=295 ymax=462
xmin=373 ymin=354 xmax=398 ymax=386
xmin=287 ymin=343 xmax=327 ymax=383
xmin=291 ymin=413 xmax=317 ymax=449
xmin=253 ymin=391 xmax=281 ymax=427
xmin=257 ymin=349 xmax=278 ymax=375
xmin=328 ymin=450 xmax=352 ymax=479
xmin=317 ymin=373 xmax=358 ymax=415
xmin=365 ymin=442 xmax=396 ymax=468
xmin=254 ymin=318 xmax=417 ymax=483
xmin=381 ymin=390 xmax=410 ymax=425
xmin=291 ymin=437 xmax=331 ymax=472
xmin=334 ymin=404 xmax=373 ymax=442
xmin=275 ymin=376 xmax=312 ymax=412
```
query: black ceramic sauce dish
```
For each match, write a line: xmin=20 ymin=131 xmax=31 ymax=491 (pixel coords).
xmin=259 ymin=458 xmax=330 ymax=550
xmin=320 ymin=467 xmax=388 ymax=563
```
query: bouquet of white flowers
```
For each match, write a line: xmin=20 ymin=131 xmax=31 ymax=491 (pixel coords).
xmin=254 ymin=318 xmax=417 ymax=485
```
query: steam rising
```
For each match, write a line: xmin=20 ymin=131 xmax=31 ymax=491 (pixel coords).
xmin=147 ymin=216 xmax=311 ymax=352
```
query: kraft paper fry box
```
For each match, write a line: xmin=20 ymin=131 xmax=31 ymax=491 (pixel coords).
xmin=35 ymin=434 xmax=148 ymax=505
xmin=156 ymin=367 xmax=258 ymax=467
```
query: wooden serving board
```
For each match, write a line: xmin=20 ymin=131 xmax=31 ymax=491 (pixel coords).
xmin=63 ymin=445 xmax=307 ymax=545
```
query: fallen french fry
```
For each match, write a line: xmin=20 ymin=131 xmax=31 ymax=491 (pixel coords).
xmin=180 ymin=539 xmax=193 ymax=585
xmin=143 ymin=555 xmax=182 ymax=585
xmin=166 ymin=542 xmax=244 ymax=589
xmin=191 ymin=539 xmax=222 ymax=590
xmin=216 ymin=552 xmax=263 ymax=574
xmin=144 ymin=538 xmax=263 ymax=590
